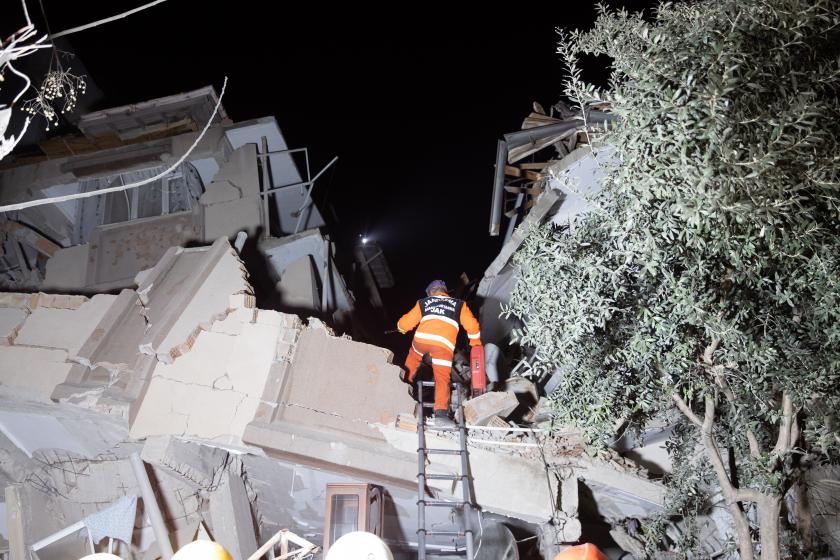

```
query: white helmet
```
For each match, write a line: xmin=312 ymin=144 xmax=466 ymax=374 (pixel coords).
xmin=325 ymin=531 xmax=394 ymax=560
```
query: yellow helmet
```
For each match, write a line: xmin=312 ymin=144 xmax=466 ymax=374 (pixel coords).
xmin=172 ymin=540 xmax=233 ymax=560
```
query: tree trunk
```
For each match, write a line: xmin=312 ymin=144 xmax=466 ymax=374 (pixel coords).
xmin=792 ymin=481 xmax=813 ymax=549
xmin=757 ymin=496 xmax=782 ymax=560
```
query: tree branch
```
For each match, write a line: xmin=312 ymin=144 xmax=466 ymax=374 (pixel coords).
xmin=672 ymin=393 xmax=703 ymax=427
xmin=790 ymin=413 xmax=800 ymax=449
xmin=697 ymin=395 xmax=756 ymax=560
xmin=773 ymin=392 xmax=794 ymax=456
xmin=702 ymin=339 xmax=763 ymax=459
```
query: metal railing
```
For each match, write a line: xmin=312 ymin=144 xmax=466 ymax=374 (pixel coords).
xmin=255 ymin=138 xmax=338 ymax=238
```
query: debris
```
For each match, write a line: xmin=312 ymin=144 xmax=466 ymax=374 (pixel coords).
xmin=130 ymin=452 xmax=175 ymax=560
xmin=525 ymin=397 xmax=553 ymax=424
xmin=208 ymin=460 xmax=258 ymax=559
xmin=463 ymin=391 xmax=519 ymax=426
xmin=0 ymin=306 xmax=27 ymax=344
xmin=141 ymin=436 xmax=229 ymax=491
xmin=246 ymin=529 xmax=317 ymax=560
xmin=608 ymin=527 xmax=646 ymax=558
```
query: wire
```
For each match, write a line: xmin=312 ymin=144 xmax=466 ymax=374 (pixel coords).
xmin=474 ymin=508 xmax=484 ymax=558
xmin=20 ymin=0 xmax=31 ymax=26
xmin=0 ymin=77 xmax=228 ymax=213
xmin=49 ymin=0 xmax=170 ymax=39
xmin=532 ymin=426 xmax=560 ymax=525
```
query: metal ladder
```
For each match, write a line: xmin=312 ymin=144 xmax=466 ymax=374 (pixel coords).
xmin=416 ymin=380 xmax=475 ymax=560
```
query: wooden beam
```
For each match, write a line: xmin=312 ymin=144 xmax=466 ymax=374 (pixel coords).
xmin=524 ymin=170 xmax=544 ymax=181
xmin=521 ymin=112 xmax=561 ymax=130
xmin=518 ymin=162 xmax=548 ymax=170
xmin=508 ymin=129 xmax=576 ymax=163
xmin=504 ymin=165 xmax=521 ymax=177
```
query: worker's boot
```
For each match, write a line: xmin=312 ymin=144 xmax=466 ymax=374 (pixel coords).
xmin=430 ymin=410 xmax=455 ymax=427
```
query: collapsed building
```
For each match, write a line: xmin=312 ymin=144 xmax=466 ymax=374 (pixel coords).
xmin=3 ymin=82 xmax=833 ymax=558
xmin=0 ymin=88 xmax=679 ymax=559
xmin=0 ymin=87 xmax=359 ymax=332
xmin=0 ymin=88 xmax=625 ymax=560
xmin=0 ymin=235 xmax=669 ymax=559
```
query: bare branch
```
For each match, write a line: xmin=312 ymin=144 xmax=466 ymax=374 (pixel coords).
xmin=697 ymin=395 xmax=756 ymax=559
xmin=790 ymin=413 xmax=800 ymax=448
xmin=773 ymin=392 xmax=794 ymax=456
xmin=702 ymin=338 xmax=763 ymax=458
xmin=746 ymin=432 xmax=762 ymax=460
xmin=702 ymin=338 xmax=720 ymax=365
xmin=672 ymin=393 xmax=703 ymax=427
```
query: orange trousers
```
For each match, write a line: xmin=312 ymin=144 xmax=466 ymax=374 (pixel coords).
xmin=405 ymin=340 xmax=453 ymax=412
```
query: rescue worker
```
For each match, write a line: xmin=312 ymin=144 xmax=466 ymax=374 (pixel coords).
xmin=397 ymin=280 xmax=481 ymax=425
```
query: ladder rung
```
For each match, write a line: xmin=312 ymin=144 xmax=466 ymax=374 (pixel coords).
xmin=420 ymin=499 xmax=466 ymax=508
xmin=421 ymin=448 xmax=463 ymax=455
xmin=421 ymin=402 xmax=435 ymax=408
xmin=423 ymin=473 xmax=467 ymax=480
xmin=424 ymin=425 xmax=461 ymax=432
xmin=417 ymin=381 xmax=464 ymax=389
xmin=423 ymin=530 xmax=466 ymax=537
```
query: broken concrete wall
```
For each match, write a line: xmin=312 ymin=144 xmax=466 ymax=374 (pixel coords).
xmin=0 ymin=293 xmax=115 ymax=402
xmin=199 ymin=143 xmax=262 ymax=242
xmin=224 ymin=117 xmax=325 ymax=235
xmin=276 ymin=254 xmax=319 ymax=310
xmin=135 ymin=237 xmax=254 ymax=363
xmin=259 ymin=229 xmax=355 ymax=321
xmin=129 ymin=308 xmax=292 ymax=441
xmin=246 ymin=322 xmax=410 ymax=440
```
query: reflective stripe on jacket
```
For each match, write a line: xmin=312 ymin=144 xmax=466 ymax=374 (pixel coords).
xmin=397 ymin=296 xmax=481 ymax=350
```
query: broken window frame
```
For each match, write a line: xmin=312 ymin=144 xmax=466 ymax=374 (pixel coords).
xmin=323 ymin=482 xmax=385 ymax=554
xmin=72 ymin=162 xmax=204 ymax=244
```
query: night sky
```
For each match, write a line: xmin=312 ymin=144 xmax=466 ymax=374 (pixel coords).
xmin=7 ymin=0 xmax=657 ymax=323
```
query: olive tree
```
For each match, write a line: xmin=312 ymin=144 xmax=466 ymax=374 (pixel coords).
xmin=504 ymin=1 xmax=840 ymax=557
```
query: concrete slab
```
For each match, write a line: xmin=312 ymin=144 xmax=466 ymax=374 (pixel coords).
xmin=463 ymin=391 xmax=519 ymax=426
xmin=0 ymin=346 xmax=72 ymax=400
xmin=130 ymin=315 xmax=278 ymax=440
xmin=85 ymin=211 xmax=201 ymax=291
xmin=208 ymin=462 xmax=258 ymax=559
xmin=263 ymin=326 xmax=409 ymax=439
xmin=0 ymin=308 xmax=27 ymax=345
xmin=202 ymin=197 xmax=262 ymax=241
xmin=140 ymin=436 xmax=228 ymax=490
xmin=199 ymin=179 xmax=242 ymax=205
xmin=276 ymin=254 xmax=319 ymax=310
xmin=42 ymin=244 xmax=89 ymax=292
xmin=0 ymin=411 xmax=94 ymax=457
xmin=137 ymin=238 xmax=254 ymax=363
xmin=204 ymin=144 xmax=259 ymax=200
xmin=14 ymin=294 xmax=117 ymax=356
xmin=0 ymin=293 xmax=37 ymax=310
xmin=378 ymin=424 xmax=560 ymax=524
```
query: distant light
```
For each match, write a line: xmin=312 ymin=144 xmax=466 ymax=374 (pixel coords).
xmin=361 ymin=237 xmax=369 ymax=245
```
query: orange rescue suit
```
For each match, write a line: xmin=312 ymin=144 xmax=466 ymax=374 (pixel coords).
xmin=397 ymin=295 xmax=481 ymax=411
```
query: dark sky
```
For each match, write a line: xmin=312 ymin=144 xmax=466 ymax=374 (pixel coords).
xmin=7 ymin=0 xmax=657 ymax=320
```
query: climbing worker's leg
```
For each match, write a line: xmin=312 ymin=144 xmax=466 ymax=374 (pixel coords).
xmin=404 ymin=344 xmax=424 ymax=382
xmin=427 ymin=347 xmax=454 ymax=412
